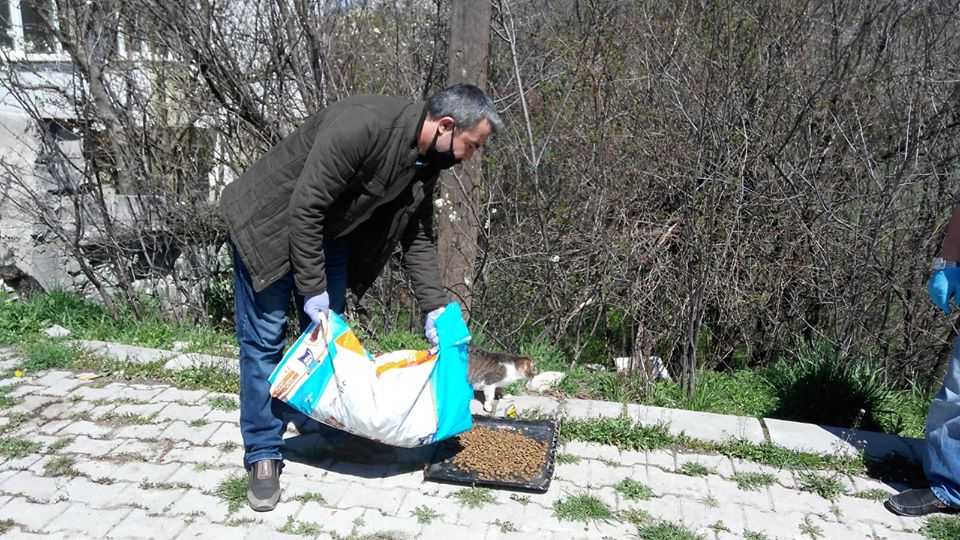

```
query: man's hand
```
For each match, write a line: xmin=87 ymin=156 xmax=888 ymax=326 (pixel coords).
xmin=424 ymin=307 xmax=446 ymax=346
xmin=303 ymin=291 xmax=330 ymax=325
xmin=928 ymin=268 xmax=960 ymax=313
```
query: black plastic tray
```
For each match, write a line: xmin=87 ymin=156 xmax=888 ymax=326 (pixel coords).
xmin=423 ymin=415 xmax=559 ymax=492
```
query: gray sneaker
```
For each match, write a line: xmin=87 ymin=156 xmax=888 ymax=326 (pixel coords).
xmin=247 ymin=459 xmax=281 ymax=512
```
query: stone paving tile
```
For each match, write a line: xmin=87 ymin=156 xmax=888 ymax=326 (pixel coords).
xmin=45 ymin=502 xmax=132 ymax=537
xmin=152 ymin=387 xmax=209 ymax=403
xmin=31 ymin=370 xmax=85 ymax=395
xmin=39 ymin=399 xmax=94 ymax=420
xmin=155 ymin=402 xmax=209 ymax=422
xmin=106 ymin=508 xmax=188 ymax=539
xmin=165 ymin=489 xmax=231 ymax=522
xmin=158 ymin=419 xmax=221 ymax=444
xmin=0 ymin=496 xmax=72 ymax=531
xmin=8 ymin=394 xmax=59 ymax=415
xmin=73 ymin=458 xmax=184 ymax=485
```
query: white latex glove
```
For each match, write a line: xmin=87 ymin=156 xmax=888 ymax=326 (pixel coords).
xmin=303 ymin=291 xmax=329 ymax=325
xmin=424 ymin=306 xmax=446 ymax=346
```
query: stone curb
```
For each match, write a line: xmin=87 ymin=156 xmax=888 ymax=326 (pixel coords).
xmin=69 ymin=340 xmax=922 ymax=463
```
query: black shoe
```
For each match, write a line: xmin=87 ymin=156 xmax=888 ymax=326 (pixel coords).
xmin=884 ymin=488 xmax=958 ymax=517
xmin=247 ymin=459 xmax=281 ymax=512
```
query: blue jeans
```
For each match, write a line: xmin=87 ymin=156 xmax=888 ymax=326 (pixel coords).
xmin=925 ymin=335 xmax=960 ymax=507
xmin=232 ymin=239 xmax=349 ymax=468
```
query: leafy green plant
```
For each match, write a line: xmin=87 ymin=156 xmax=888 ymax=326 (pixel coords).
xmin=208 ymin=395 xmax=240 ymax=411
xmin=635 ymin=521 xmax=705 ymax=540
xmin=0 ymin=386 xmax=17 ymax=410
xmin=215 ymin=474 xmax=247 ymax=512
xmin=619 ymin=508 xmax=652 ymax=527
xmin=797 ymin=471 xmax=846 ymax=501
xmin=615 ymin=478 xmax=655 ymax=500
xmin=852 ymin=488 xmax=889 ymax=502
xmin=764 ymin=338 xmax=892 ymax=431
xmin=553 ymin=493 xmax=613 ymax=523
xmin=922 ymin=515 xmax=960 ymax=540
xmin=679 ymin=462 xmax=713 ymax=477
xmin=43 ymin=455 xmax=79 ymax=477
xmin=277 ymin=516 xmax=321 ymax=536
xmin=556 ymin=453 xmax=582 ymax=464
xmin=20 ymin=339 xmax=75 ymax=372
xmin=743 ymin=531 xmax=770 ymax=540
xmin=47 ymin=437 xmax=73 ymax=453
xmin=0 ymin=437 xmax=41 ymax=459
xmin=297 ymin=492 xmax=326 ymax=504
xmin=452 ymin=487 xmax=495 ymax=508
xmin=731 ymin=472 xmax=776 ymax=491
xmin=411 ymin=505 xmax=441 ymax=524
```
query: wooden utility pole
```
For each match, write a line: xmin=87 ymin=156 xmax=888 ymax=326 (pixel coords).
xmin=437 ymin=0 xmax=492 ymax=321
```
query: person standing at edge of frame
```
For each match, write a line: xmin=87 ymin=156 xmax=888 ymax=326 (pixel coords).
xmin=219 ymin=84 xmax=503 ymax=512
xmin=886 ymin=203 xmax=960 ymax=516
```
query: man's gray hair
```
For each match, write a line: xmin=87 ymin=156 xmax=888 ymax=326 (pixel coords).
xmin=427 ymin=83 xmax=503 ymax=133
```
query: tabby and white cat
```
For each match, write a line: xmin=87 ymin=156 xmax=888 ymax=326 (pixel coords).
xmin=466 ymin=345 xmax=537 ymax=412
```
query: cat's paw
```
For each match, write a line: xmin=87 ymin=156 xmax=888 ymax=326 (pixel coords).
xmin=482 ymin=403 xmax=493 ymax=413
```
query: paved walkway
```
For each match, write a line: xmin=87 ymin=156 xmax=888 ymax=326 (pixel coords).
xmin=0 ymin=346 xmax=937 ymax=539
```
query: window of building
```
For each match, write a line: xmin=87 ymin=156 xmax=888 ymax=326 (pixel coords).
xmin=0 ymin=0 xmax=62 ymax=57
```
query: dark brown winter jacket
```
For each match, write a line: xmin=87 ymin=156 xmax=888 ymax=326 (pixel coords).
xmin=219 ymin=95 xmax=448 ymax=312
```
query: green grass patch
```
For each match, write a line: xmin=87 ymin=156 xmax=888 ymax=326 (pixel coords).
xmin=648 ymin=369 xmax=778 ymax=418
xmin=277 ymin=516 xmax=321 ymax=536
xmin=366 ymin=330 xmax=429 ymax=354
xmin=411 ymin=504 xmax=441 ymax=524
xmin=743 ymin=531 xmax=770 ymax=540
xmin=679 ymin=461 xmax=713 ymax=477
xmin=730 ymin=472 xmax=776 ymax=491
xmin=552 ymin=493 xmax=614 ymax=523
xmin=452 ymin=487 xmax=495 ymax=508
xmin=0 ymin=386 xmax=17 ymax=409
xmin=922 ymin=515 xmax=960 ymax=540
xmin=852 ymin=488 xmax=889 ymax=502
xmin=46 ymin=437 xmax=73 ymax=453
xmin=70 ymin=356 xmax=239 ymax=394
xmin=0 ymin=290 xmax=235 ymax=353
xmin=215 ymin=474 xmax=247 ymax=513
xmin=555 ymin=453 xmax=582 ymax=464
xmin=635 ymin=521 xmax=705 ymax=539
xmin=560 ymin=415 xmax=865 ymax=475
xmin=796 ymin=471 xmax=846 ymax=501
xmin=0 ymin=436 xmax=41 ymax=459
xmin=296 ymin=492 xmax=326 ymax=504
xmin=43 ymin=455 xmax=79 ymax=477
xmin=560 ymin=417 xmax=672 ymax=450
xmin=799 ymin=515 xmax=823 ymax=538
xmin=20 ymin=339 xmax=75 ymax=372
xmin=208 ymin=395 xmax=239 ymax=411
xmin=615 ymin=478 xmax=655 ymax=500
xmin=619 ymin=508 xmax=653 ymax=527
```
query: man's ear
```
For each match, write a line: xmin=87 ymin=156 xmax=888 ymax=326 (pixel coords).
xmin=437 ymin=116 xmax=456 ymax=133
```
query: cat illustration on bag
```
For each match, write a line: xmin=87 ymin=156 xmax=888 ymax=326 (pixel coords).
xmin=466 ymin=345 xmax=537 ymax=412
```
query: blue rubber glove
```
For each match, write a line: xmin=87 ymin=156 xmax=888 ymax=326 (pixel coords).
xmin=928 ymin=268 xmax=960 ymax=314
xmin=424 ymin=307 xmax=446 ymax=346
xmin=303 ymin=291 xmax=329 ymax=325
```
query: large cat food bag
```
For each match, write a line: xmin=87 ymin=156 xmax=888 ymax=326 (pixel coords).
xmin=268 ymin=302 xmax=473 ymax=447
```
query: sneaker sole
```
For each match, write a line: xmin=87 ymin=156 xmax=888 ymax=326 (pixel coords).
xmin=247 ymin=486 xmax=281 ymax=512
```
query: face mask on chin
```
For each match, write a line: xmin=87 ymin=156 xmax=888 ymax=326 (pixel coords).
xmin=424 ymin=127 xmax=460 ymax=170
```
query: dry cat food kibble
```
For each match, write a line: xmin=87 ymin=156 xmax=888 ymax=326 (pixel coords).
xmin=450 ymin=425 xmax=550 ymax=482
